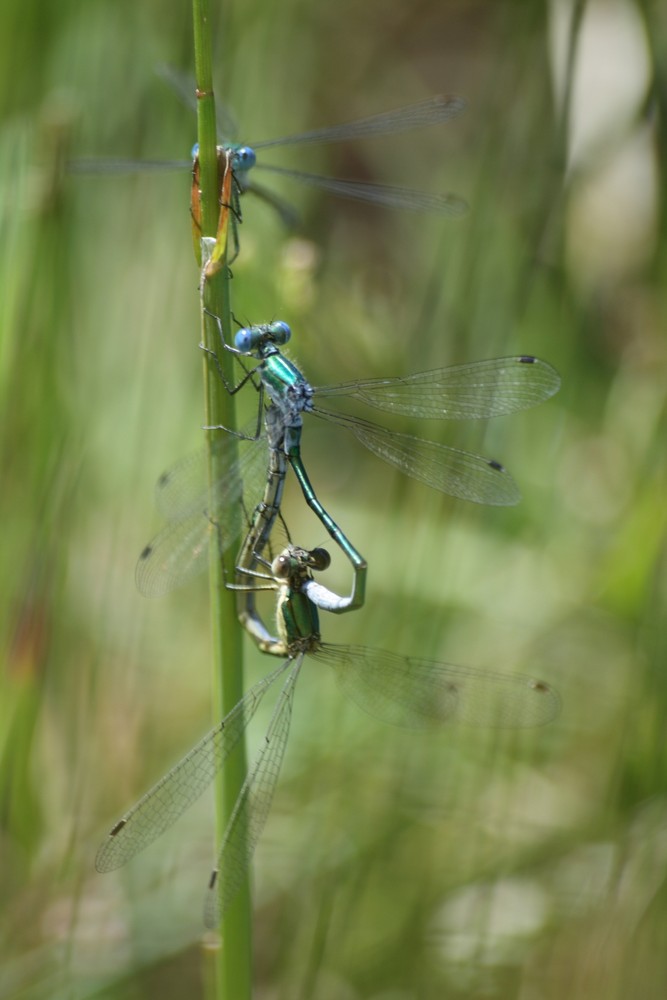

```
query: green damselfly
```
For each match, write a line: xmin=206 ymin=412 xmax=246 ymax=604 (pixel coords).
xmin=213 ymin=319 xmax=560 ymax=510
xmin=137 ymin=326 xmax=560 ymax=608
xmin=206 ymin=318 xmax=560 ymax=622
xmin=96 ymin=543 xmax=559 ymax=926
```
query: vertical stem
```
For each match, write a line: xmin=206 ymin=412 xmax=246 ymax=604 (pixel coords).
xmin=192 ymin=2 xmax=252 ymax=998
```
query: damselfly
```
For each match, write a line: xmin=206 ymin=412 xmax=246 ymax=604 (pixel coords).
xmin=96 ymin=543 xmax=560 ymax=926
xmin=213 ymin=320 xmax=560 ymax=511
xmin=137 ymin=327 xmax=560 ymax=606
xmin=70 ymin=94 xmax=467 ymax=260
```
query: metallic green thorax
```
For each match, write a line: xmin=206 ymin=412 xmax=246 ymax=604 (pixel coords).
xmin=273 ymin=548 xmax=322 ymax=653
xmin=276 ymin=586 xmax=321 ymax=650
xmin=260 ymin=352 xmax=307 ymax=406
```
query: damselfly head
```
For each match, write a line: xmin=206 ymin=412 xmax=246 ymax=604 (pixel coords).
xmin=272 ymin=548 xmax=311 ymax=582
xmin=234 ymin=321 xmax=291 ymax=354
xmin=230 ymin=145 xmax=256 ymax=172
xmin=271 ymin=545 xmax=329 ymax=582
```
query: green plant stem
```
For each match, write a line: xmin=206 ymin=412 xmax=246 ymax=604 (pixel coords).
xmin=192 ymin=2 xmax=252 ymax=998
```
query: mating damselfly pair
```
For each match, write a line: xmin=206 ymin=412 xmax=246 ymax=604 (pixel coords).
xmin=95 ymin=89 xmax=562 ymax=924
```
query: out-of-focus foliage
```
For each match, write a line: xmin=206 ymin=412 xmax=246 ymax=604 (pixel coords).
xmin=1 ymin=0 xmax=666 ymax=997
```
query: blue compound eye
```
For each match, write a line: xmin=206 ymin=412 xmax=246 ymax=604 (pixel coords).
xmin=269 ymin=321 xmax=291 ymax=345
xmin=233 ymin=146 xmax=256 ymax=171
xmin=191 ymin=142 xmax=200 ymax=158
xmin=234 ymin=328 xmax=256 ymax=353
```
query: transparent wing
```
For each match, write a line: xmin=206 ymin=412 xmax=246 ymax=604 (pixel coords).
xmin=69 ymin=95 xmax=464 ymax=179
xmin=95 ymin=659 xmax=291 ymax=873
xmin=134 ymin=510 xmax=227 ymax=597
xmin=67 ymin=157 xmax=190 ymax=174
xmin=314 ymin=356 xmax=561 ymax=418
xmin=155 ymin=63 xmax=239 ymax=138
xmin=255 ymin=164 xmax=467 ymax=216
xmin=315 ymin=644 xmax=559 ymax=728
xmin=152 ymin=426 xmax=263 ymax=522
xmin=136 ymin=432 xmax=268 ymax=598
xmin=313 ymin=409 xmax=520 ymax=506
xmin=251 ymin=95 xmax=465 ymax=149
xmin=203 ymin=655 xmax=304 ymax=927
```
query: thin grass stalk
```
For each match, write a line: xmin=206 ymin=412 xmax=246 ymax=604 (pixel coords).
xmin=192 ymin=2 xmax=252 ymax=997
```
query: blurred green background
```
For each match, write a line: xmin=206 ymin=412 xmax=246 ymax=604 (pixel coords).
xmin=1 ymin=0 xmax=666 ymax=997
